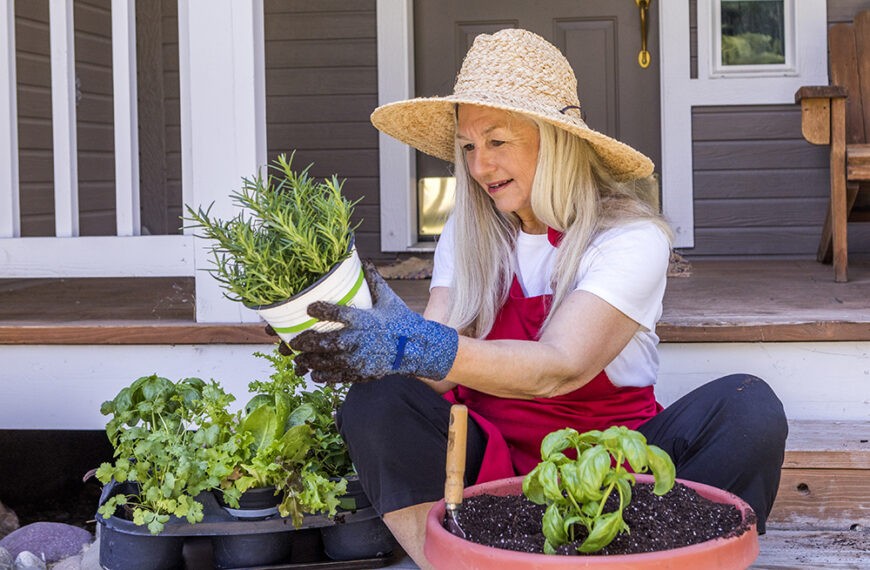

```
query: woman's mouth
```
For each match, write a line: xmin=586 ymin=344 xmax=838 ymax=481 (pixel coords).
xmin=487 ymin=179 xmax=512 ymax=193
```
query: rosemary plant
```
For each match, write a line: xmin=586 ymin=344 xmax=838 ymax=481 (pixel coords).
xmin=186 ymin=153 xmax=360 ymax=307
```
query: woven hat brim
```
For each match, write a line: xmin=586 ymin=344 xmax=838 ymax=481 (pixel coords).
xmin=370 ymin=95 xmax=654 ymax=181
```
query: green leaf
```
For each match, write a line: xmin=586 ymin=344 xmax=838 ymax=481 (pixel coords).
xmin=647 ymin=445 xmax=676 ymax=495
xmin=578 ymin=511 xmax=624 ymax=553
xmin=243 ymin=404 xmax=279 ymax=452
xmin=542 ymin=503 xmax=569 ymax=547
xmin=244 ymin=394 xmax=272 ymax=415
xmin=111 ymin=387 xmax=134 ymax=414
xmin=558 ymin=461 xmax=586 ymax=504
xmin=620 ymin=430 xmax=649 ymax=473
xmin=288 ymin=403 xmax=316 ymax=427
xmin=538 ymin=461 xmax=564 ymax=503
xmin=277 ymin=424 xmax=313 ymax=462
xmin=540 ymin=428 xmax=576 ymax=460
xmin=95 ymin=463 xmax=117 ymax=484
xmin=140 ymin=375 xmax=173 ymax=402
xmin=577 ymin=445 xmax=609 ymax=500
xmin=522 ymin=464 xmax=547 ymax=505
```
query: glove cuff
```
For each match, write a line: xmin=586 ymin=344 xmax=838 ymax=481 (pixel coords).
xmin=404 ymin=320 xmax=458 ymax=381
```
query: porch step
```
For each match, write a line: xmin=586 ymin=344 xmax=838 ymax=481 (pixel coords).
xmin=752 ymin=529 xmax=870 ymax=569
xmin=768 ymin=420 xmax=870 ymax=532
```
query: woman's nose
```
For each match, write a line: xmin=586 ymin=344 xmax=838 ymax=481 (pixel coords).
xmin=469 ymin=148 xmax=493 ymax=179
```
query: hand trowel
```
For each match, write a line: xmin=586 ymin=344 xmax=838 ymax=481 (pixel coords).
xmin=444 ymin=404 xmax=468 ymax=538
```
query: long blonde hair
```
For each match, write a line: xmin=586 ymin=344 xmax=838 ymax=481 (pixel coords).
xmin=443 ymin=114 xmax=673 ymax=337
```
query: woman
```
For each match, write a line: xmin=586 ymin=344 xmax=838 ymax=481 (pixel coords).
xmin=289 ymin=29 xmax=786 ymax=568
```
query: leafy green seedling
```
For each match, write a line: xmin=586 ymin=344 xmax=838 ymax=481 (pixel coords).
xmin=185 ymin=152 xmax=360 ymax=307
xmin=96 ymin=375 xmax=236 ymax=534
xmin=522 ymin=426 xmax=676 ymax=554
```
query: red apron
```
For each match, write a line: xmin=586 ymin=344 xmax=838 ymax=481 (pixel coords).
xmin=445 ymin=229 xmax=662 ymax=483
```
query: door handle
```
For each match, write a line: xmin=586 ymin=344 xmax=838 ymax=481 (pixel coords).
xmin=636 ymin=0 xmax=651 ymax=68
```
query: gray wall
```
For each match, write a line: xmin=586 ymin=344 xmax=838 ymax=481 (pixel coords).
xmin=687 ymin=0 xmax=870 ymax=257
xmin=15 ymin=0 xmax=116 ymax=237
xmin=263 ymin=0 xmax=382 ymax=260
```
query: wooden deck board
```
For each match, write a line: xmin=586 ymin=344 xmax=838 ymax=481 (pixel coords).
xmin=0 ymin=259 xmax=869 ymax=344
xmin=783 ymin=420 xmax=870 ymax=470
xmin=752 ymin=529 xmax=870 ymax=569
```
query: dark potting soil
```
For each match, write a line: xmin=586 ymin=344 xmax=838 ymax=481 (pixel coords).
xmin=446 ymin=482 xmax=755 ymax=556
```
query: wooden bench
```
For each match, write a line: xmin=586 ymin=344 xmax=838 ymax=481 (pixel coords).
xmin=796 ymin=10 xmax=870 ymax=283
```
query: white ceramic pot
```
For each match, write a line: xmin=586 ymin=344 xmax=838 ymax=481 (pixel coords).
xmin=252 ymin=245 xmax=372 ymax=343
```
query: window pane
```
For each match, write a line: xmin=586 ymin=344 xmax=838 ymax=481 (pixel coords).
xmin=417 ymin=177 xmax=455 ymax=240
xmin=721 ymin=1 xmax=785 ymax=65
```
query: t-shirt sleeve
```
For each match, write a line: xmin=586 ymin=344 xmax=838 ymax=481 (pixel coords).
xmin=574 ymin=223 xmax=670 ymax=331
xmin=430 ymin=215 xmax=455 ymax=290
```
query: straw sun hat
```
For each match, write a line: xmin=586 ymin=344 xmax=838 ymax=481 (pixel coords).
xmin=370 ymin=28 xmax=653 ymax=181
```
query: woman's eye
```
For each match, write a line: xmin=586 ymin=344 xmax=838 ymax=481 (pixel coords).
xmin=491 ymin=140 xmax=505 ymax=147
xmin=462 ymin=143 xmax=475 ymax=152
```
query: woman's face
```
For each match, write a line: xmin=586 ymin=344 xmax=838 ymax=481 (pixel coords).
xmin=456 ymin=105 xmax=542 ymax=232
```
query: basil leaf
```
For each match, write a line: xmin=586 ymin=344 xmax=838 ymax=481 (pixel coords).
xmin=578 ymin=511 xmax=624 ymax=553
xmin=542 ymin=503 xmax=568 ymax=547
xmin=577 ymin=445 xmax=609 ymax=500
xmin=541 ymin=428 xmax=576 ymax=460
xmin=647 ymin=445 xmax=676 ymax=495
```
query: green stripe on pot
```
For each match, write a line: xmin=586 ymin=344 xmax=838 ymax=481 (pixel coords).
xmin=272 ymin=267 xmax=366 ymax=334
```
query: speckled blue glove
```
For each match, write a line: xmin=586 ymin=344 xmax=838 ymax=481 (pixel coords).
xmin=289 ymin=261 xmax=459 ymax=384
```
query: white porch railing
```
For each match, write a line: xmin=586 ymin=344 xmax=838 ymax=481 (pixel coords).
xmin=0 ymin=0 xmax=267 ymax=323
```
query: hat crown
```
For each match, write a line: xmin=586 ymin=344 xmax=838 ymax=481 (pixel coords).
xmin=453 ymin=29 xmax=580 ymax=113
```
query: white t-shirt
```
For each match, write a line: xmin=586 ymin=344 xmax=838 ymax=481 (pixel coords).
xmin=430 ymin=217 xmax=671 ymax=388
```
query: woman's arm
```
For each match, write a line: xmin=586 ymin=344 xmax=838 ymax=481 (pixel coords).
xmin=445 ymin=289 xmax=640 ymax=399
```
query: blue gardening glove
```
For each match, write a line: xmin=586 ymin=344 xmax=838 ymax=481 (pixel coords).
xmin=289 ymin=260 xmax=459 ymax=384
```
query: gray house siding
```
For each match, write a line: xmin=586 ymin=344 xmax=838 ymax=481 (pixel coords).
xmin=263 ymin=0 xmax=382 ymax=260
xmin=13 ymin=1 xmax=867 ymax=259
xmin=15 ymin=0 xmax=116 ymax=237
xmin=687 ymin=0 xmax=870 ymax=257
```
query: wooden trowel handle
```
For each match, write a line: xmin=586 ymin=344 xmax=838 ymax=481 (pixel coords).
xmin=445 ymin=404 xmax=468 ymax=506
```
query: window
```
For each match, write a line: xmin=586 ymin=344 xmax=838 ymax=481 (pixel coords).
xmin=711 ymin=0 xmax=795 ymax=77
xmin=417 ymin=177 xmax=455 ymax=240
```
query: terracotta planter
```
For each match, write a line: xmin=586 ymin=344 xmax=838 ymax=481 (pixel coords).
xmin=424 ymin=475 xmax=759 ymax=570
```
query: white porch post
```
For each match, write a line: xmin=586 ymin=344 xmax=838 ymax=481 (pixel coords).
xmin=179 ymin=0 xmax=267 ymax=323
xmin=49 ymin=0 xmax=79 ymax=237
xmin=112 ymin=0 xmax=140 ymax=237
xmin=0 ymin=0 xmax=19 ymax=238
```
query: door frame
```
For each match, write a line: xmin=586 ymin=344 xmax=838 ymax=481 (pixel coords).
xmin=375 ymin=0 xmax=828 ymax=251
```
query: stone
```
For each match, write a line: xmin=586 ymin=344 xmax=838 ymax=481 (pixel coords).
xmin=12 ymin=551 xmax=45 ymax=570
xmin=0 ymin=502 xmax=19 ymax=539
xmin=0 ymin=524 xmax=91 ymax=564
xmin=0 ymin=546 xmax=12 ymax=570
xmin=46 ymin=553 xmax=81 ymax=570
xmin=78 ymin=538 xmax=99 ymax=570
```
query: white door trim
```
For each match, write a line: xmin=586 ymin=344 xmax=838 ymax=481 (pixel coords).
xmin=376 ymin=0 xmax=419 ymax=252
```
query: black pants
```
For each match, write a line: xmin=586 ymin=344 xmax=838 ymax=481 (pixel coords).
xmin=336 ymin=373 xmax=787 ymax=533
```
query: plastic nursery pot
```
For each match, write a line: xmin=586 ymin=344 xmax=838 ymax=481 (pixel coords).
xmin=211 ymin=486 xmax=291 ymax=568
xmin=96 ymin=482 xmax=185 ymax=570
xmin=424 ymin=474 xmax=759 ymax=570
xmin=321 ymin=512 xmax=396 ymax=561
xmin=211 ymin=532 xmax=293 ymax=569
xmin=99 ymin=523 xmax=184 ymax=570
xmin=336 ymin=475 xmax=372 ymax=512
xmin=251 ymin=243 xmax=373 ymax=344
xmin=214 ymin=485 xmax=281 ymax=520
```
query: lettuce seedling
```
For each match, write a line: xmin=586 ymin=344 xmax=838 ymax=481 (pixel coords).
xmin=522 ymin=426 xmax=676 ymax=554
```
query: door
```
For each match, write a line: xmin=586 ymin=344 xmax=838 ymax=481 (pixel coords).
xmin=413 ymin=0 xmax=661 ymax=238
